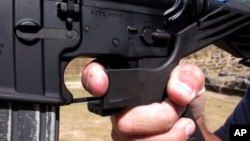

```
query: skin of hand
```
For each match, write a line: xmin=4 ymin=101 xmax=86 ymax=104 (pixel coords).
xmin=82 ymin=62 xmax=206 ymax=141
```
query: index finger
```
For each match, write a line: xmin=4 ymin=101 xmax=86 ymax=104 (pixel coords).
xmin=81 ymin=62 xmax=109 ymax=97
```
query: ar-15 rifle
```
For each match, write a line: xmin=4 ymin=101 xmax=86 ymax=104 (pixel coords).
xmin=0 ymin=0 xmax=250 ymax=140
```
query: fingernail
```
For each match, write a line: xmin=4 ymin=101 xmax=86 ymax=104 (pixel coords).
xmin=198 ymin=87 xmax=206 ymax=96
xmin=175 ymin=65 xmax=204 ymax=99
xmin=185 ymin=123 xmax=193 ymax=137
xmin=176 ymin=80 xmax=195 ymax=99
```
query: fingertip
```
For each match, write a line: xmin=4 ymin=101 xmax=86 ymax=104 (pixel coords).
xmin=184 ymin=119 xmax=196 ymax=138
xmin=82 ymin=62 xmax=109 ymax=97
xmin=175 ymin=118 xmax=196 ymax=140
xmin=125 ymin=118 xmax=196 ymax=141
xmin=162 ymin=118 xmax=195 ymax=141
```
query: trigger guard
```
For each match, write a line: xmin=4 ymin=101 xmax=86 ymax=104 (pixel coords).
xmin=95 ymin=57 xmax=131 ymax=69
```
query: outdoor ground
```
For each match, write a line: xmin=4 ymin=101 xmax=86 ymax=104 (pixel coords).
xmin=59 ymin=77 xmax=242 ymax=141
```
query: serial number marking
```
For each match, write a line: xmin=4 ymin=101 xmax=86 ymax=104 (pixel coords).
xmin=90 ymin=10 xmax=123 ymax=18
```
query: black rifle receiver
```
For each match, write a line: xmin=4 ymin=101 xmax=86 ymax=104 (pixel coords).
xmin=0 ymin=0 xmax=250 ymax=140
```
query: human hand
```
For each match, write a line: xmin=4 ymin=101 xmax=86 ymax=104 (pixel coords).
xmin=82 ymin=62 xmax=205 ymax=141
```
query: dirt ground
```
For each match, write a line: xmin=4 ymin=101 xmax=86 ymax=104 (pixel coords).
xmin=59 ymin=83 xmax=112 ymax=141
xmin=59 ymin=80 xmax=242 ymax=141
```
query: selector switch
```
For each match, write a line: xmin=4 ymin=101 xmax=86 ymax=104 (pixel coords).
xmin=141 ymin=28 xmax=171 ymax=45
xmin=152 ymin=31 xmax=171 ymax=40
xmin=141 ymin=29 xmax=154 ymax=44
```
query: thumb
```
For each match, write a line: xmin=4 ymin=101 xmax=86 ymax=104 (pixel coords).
xmin=167 ymin=64 xmax=205 ymax=105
